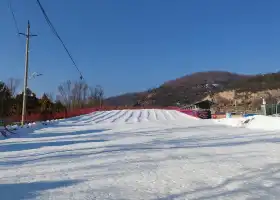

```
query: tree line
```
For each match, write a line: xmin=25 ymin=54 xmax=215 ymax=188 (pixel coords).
xmin=0 ymin=78 xmax=104 ymax=119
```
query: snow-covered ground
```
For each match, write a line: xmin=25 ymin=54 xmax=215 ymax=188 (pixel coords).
xmin=215 ymin=114 xmax=280 ymax=131
xmin=1 ymin=109 xmax=280 ymax=200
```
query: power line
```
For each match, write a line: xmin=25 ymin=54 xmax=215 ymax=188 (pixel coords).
xmin=35 ymin=0 xmax=84 ymax=80
xmin=8 ymin=0 xmax=27 ymax=68
xmin=8 ymin=0 xmax=20 ymax=35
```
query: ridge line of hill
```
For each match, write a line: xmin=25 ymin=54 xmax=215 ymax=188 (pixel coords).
xmin=105 ymin=71 xmax=280 ymax=109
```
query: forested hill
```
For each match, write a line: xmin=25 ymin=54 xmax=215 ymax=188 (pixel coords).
xmin=104 ymin=71 xmax=280 ymax=107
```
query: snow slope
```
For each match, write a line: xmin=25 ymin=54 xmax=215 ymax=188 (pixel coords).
xmin=1 ymin=109 xmax=280 ymax=199
xmin=215 ymin=115 xmax=280 ymax=131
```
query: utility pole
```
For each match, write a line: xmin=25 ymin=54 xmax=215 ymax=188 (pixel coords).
xmin=19 ymin=21 xmax=37 ymax=126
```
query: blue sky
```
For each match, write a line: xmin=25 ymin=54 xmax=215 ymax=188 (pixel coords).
xmin=1 ymin=0 xmax=280 ymax=97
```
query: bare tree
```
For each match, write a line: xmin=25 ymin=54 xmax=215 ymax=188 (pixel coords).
xmin=95 ymin=85 xmax=104 ymax=108
xmin=71 ymin=81 xmax=78 ymax=108
xmin=88 ymin=86 xmax=96 ymax=106
xmin=87 ymin=85 xmax=103 ymax=107
xmin=58 ymin=80 xmax=72 ymax=110
xmin=71 ymin=80 xmax=89 ymax=108
xmin=58 ymin=80 xmax=104 ymax=109
xmin=6 ymin=78 xmax=20 ymax=96
xmin=82 ymin=83 xmax=89 ymax=106
xmin=45 ymin=92 xmax=54 ymax=102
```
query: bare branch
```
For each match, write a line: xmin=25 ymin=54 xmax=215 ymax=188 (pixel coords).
xmin=45 ymin=92 xmax=54 ymax=102
xmin=6 ymin=78 xmax=20 ymax=96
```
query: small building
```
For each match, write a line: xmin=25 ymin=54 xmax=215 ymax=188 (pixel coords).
xmin=133 ymin=100 xmax=142 ymax=107
xmin=193 ymin=100 xmax=214 ymax=110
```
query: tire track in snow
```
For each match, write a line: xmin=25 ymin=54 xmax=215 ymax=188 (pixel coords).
xmin=86 ymin=111 xmax=105 ymax=119
xmin=124 ymin=110 xmax=138 ymax=123
xmin=121 ymin=110 xmax=132 ymax=122
xmin=111 ymin=110 xmax=128 ymax=123
xmin=157 ymin=109 xmax=167 ymax=121
xmin=72 ymin=111 xmax=104 ymax=123
xmin=113 ymin=110 xmax=132 ymax=123
xmin=154 ymin=109 xmax=159 ymax=121
xmin=94 ymin=110 xmax=123 ymax=124
xmin=162 ymin=109 xmax=169 ymax=120
xmin=91 ymin=111 xmax=110 ymax=119
xmin=92 ymin=111 xmax=115 ymax=122
xmin=87 ymin=111 xmax=114 ymax=123
xmin=137 ymin=110 xmax=143 ymax=122
xmin=139 ymin=109 xmax=149 ymax=122
xmin=146 ymin=110 xmax=151 ymax=121
xmin=124 ymin=111 xmax=134 ymax=122
xmin=82 ymin=111 xmax=109 ymax=123
xmin=164 ymin=110 xmax=176 ymax=120
xmin=148 ymin=109 xmax=158 ymax=121
xmin=92 ymin=111 xmax=105 ymax=117
xmin=169 ymin=110 xmax=180 ymax=120
xmin=132 ymin=110 xmax=141 ymax=123
xmin=172 ymin=110 xmax=185 ymax=119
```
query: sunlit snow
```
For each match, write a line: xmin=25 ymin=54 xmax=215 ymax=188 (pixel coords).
xmin=1 ymin=109 xmax=280 ymax=200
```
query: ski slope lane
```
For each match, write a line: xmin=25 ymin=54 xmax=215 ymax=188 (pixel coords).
xmin=1 ymin=109 xmax=280 ymax=200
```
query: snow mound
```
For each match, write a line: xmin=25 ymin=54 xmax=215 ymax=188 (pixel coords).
xmin=245 ymin=115 xmax=280 ymax=130
xmin=0 ymin=110 xmax=195 ymax=139
xmin=214 ymin=118 xmax=247 ymax=127
xmin=65 ymin=109 xmax=197 ymax=125
xmin=215 ymin=115 xmax=280 ymax=131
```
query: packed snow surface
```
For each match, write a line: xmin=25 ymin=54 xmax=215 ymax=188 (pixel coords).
xmin=1 ymin=109 xmax=280 ymax=200
xmin=215 ymin=115 xmax=280 ymax=131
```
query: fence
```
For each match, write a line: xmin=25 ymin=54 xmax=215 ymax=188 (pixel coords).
xmin=261 ymin=104 xmax=280 ymax=116
xmin=6 ymin=108 xmax=98 ymax=124
xmin=4 ymin=106 xmax=213 ymax=124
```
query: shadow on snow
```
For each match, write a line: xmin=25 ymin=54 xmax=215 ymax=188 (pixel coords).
xmin=0 ymin=180 xmax=81 ymax=200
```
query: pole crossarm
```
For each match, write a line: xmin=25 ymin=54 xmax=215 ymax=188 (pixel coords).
xmin=19 ymin=33 xmax=38 ymax=37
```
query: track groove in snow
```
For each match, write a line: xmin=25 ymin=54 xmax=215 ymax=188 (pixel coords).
xmin=148 ymin=109 xmax=156 ymax=121
xmin=158 ymin=109 xmax=168 ymax=121
xmin=110 ymin=110 xmax=128 ymax=123
xmin=86 ymin=111 xmax=114 ymax=123
xmin=114 ymin=110 xmax=131 ymax=123
xmin=147 ymin=110 xmax=151 ymax=120
xmin=126 ymin=110 xmax=140 ymax=123
xmin=1 ymin=109 xmax=280 ymax=200
xmin=154 ymin=109 xmax=159 ymax=120
xmin=94 ymin=110 xmax=123 ymax=124
xmin=163 ymin=109 xmax=174 ymax=121
xmin=137 ymin=110 xmax=142 ymax=122
xmin=107 ymin=110 xmax=127 ymax=123
xmin=79 ymin=112 xmax=107 ymax=124
xmin=140 ymin=109 xmax=149 ymax=122
xmin=124 ymin=110 xmax=134 ymax=122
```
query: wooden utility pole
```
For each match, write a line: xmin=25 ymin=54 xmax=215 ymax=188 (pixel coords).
xmin=19 ymin=21 xmax=37 ymax=126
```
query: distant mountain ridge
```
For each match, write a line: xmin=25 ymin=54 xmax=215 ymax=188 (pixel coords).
xmin=163 ymin=71 xmax=250 ymax=87
xmin=105 ymin=71 xmax=280 ymax=107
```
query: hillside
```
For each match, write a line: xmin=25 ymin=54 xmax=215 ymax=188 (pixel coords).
xmin=104 ymin=71 xmax=280 ymax=108
xmin=163 ymin=71 xmax=250 ymax=87
xmin=205 ymin=72 xmax=280 ymax=112
xmin=105 ymin=93 xmax=139 ymax=106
